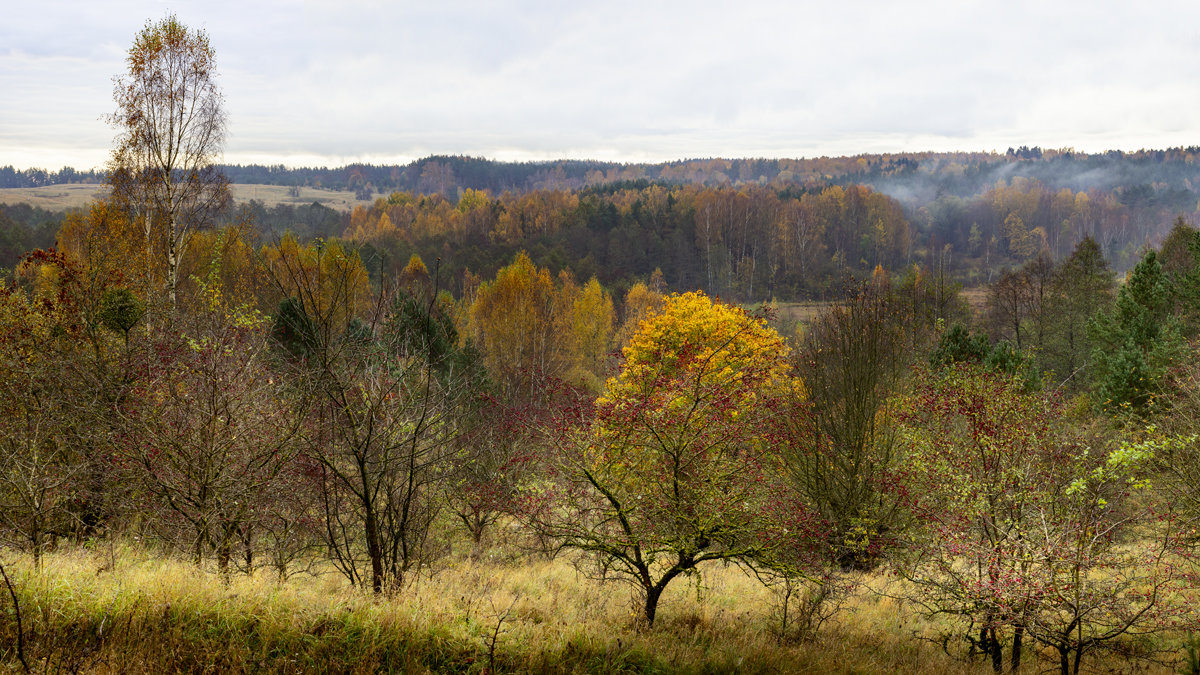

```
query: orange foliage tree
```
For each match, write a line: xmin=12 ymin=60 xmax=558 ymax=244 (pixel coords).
xmin=464 ymin=252 xmax=577 ymax=397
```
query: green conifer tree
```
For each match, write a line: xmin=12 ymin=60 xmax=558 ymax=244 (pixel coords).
xmin=1088 ymin=250 xmax=1184 ymax=414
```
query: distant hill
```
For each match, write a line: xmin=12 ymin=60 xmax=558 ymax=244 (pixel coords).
xmin=6 ymin=147 xmax=1200 ymax=205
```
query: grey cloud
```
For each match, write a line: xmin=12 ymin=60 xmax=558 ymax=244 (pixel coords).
xmin=5 ymin=0 xmax=1200 ymax=169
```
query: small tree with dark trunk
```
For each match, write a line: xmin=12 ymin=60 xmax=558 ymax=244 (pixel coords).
xmin=0 ymin=280 xmax=85 ymax=565
xmin=268 ymin=245 xmax=480 ymax=593
xmin=534 ymin=292 xmax=814 ymax=626
xmin=447 ymin=394 xmax=537 ymax=559
xmin=0 ymin=250 xmax=130 ymax=564
xmin=783 ymin=280 xmax=917 ymax=570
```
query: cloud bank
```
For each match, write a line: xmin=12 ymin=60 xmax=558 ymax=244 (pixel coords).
xmin=3 ymin=0 xmax=1199 ymax=169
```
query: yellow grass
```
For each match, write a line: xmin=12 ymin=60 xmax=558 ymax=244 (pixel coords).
xmin=0 ymin=184 xmax=109 ymax=211
xmin=769 ymin=286 xmax=989 ymax=338
xmin=960 ymin=286 xmax=989 ymax=317
xmin=0 ymin=541 xmax=1185 ymax=674
xmin=772 ymin=301 xmax=834 ymax=329
xmin=0 ymin=184 xmax=370 ymax=212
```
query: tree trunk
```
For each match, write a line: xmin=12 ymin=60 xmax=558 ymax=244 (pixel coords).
xmin=989 ymin=627 xmax=1002 ymax=673
xmin=168 ymin=215 xmax=179 ymax=311
xmin=217 ymin=521 xmax=237 ymax=579
xmin=1011 ymin=624 xmax=1024 ymax=672
xmin=30 ymin=520 xmax=43 ymax=569
xmin=470 ymin=521 xmax=484 ymax=562
xmin=241 ymin=524 xmax=253 ymax=573
xmin=217 ymin=536 xmax=231 ymax=578
xmin=977 ymin=622 xmax=1002 ymax=673
xmin=644 ymin=585 xmax=663 ymax=627
xmin=365 ymin=507 xmax=384 ymax=593
xmin=193 ymin=529 xmax=205 ymax=566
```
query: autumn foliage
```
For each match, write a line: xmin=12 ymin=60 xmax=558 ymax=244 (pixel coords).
xmin=531 ymin=292 xmax=824 ymax=626
xmin=19 ymin=13 xmax=1200 ymax=675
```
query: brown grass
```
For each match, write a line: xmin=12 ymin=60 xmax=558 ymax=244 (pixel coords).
xmin=0 ymin=542 xmax=1185 ymax=674
xmin=770 ymin=286 xmax=990 ymax=339
xmin=960 ymin=286 xmax=989 ymax=318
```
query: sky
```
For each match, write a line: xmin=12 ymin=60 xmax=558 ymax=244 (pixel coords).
xmin=3 ymin=0 xmax=1200 ymax=171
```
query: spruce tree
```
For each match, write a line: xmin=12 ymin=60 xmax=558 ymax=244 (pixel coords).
xmin=1088 ymin=250 xmax=1183 ymax=414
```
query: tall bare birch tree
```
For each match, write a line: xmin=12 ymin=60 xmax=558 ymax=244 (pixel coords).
xmin=108 ymin=14 xmax=230 ymax=311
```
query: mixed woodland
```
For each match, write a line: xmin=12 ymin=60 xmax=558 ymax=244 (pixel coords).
xmin=5 ymin=151 xmax=1200 ymax=673
xmin=8 ymin=17 xmax=1200 ymax=671
xmin=6 ymin=147 xmax=1200 ymax=299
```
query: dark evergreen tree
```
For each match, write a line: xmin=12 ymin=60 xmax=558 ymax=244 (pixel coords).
xmin=383 ymin=290 xmax=486 ymax=387
xmin=930 ymin=324 xmax=991 ymax=367
xmin=271 ymin=296 xmax=319 ymax=359
xmin=1158 ymin=217 xmax=1200 ymax=335
xmin=1088 ymin=250 xmax=1184 ymax=414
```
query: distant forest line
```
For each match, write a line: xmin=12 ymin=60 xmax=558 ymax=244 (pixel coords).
xmin=3 ymin=147 xmax=1200 ymax=300
xmin=7 ymin=147 xmax=1200 ymax=196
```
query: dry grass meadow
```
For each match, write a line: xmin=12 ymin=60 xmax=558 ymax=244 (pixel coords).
xmin=0 ymin=184 xmax=371 ymax=212
xmin=0 ymin=538 xmax=1188 ymax=674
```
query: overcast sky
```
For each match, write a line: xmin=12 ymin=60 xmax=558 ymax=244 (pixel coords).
xmin=3 ymin=0 xmax=1200 ymax=170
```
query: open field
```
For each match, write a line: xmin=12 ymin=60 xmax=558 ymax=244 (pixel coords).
xmin=0 ymin=184 xmax=371 ymax=212
xmin=773 ymin=289 xmax=988 ymax=336
xmin=773 ymin=301 xmax=833 ymax=328
xmin=0 ymin=542 xmax=1186 ymax=674
xmin=960 ymin=285 xmax=988 ymax=315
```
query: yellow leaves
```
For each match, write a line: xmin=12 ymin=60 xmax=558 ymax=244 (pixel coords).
xmin=376 ymin=213 xmax=397 ymax=239
xmin=585 ymin=292 xmax=794 ymax=545
xmin=398 ymin=254 xmax=432 ymax=300
xmin=345 ymin=206 xmax=407 ymax=243
xmin=1004 ymin=213 xmax=1038 ymax=259
xmin=261 ymin=234 xmax=370 ymax=327
xmin=570 ymin=277 xmax=614 ymax=388
xmin=464 ymin=253 xmax=616 ymax=394
xmin=180 ymin=225 xmax=262 ymax=317
xmin=25 ymin=261 xmax=63 ymax=302
xmin=0 ymin=287 xmax=53 ymax=368
xmin=346 ymin=206 xmax=373 ymax=243
xmin=457 ymin=188 xmax=491 ymax=214
xmin=191 ymin=273 xmax=265 ymax=332
xmin=466 ymin=252 xmax=576 ymax=393
xmin=57 ymin=199 xmax=148 ymax=294
xmin=401 ymin=253 xmax=429 ymax=280
xmin=603 ymin=291 xmax=792 ymax=413
xmin=615 ymin=282 xmax=665 ymax=349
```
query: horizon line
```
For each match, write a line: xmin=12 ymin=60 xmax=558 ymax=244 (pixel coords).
xmin=6 ymin=144 xmax=1200 ymax=174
